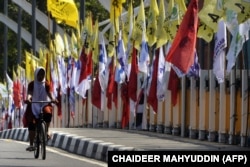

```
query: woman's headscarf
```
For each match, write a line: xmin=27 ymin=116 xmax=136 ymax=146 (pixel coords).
xmin=32 ymin=67 xmax=49 ymax=118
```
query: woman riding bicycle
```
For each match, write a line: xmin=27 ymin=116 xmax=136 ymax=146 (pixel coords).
xmin=24 ymin=67 xmax=57 ymax=151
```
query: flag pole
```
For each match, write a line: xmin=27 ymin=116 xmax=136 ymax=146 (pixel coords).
xmin=111 ymin=1 xmax=119 ymax=128
xmin=243 ymin=36 xmax=250 ymax=147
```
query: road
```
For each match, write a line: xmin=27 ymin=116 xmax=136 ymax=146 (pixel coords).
xmin=0 ymin=139 xmax=107 ymax=167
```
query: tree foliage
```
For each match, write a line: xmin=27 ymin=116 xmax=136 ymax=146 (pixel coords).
xmin=0 ymin=0 xmax=191 ymax=81
xmin=0 ymin=0 xmax=109 ymax=81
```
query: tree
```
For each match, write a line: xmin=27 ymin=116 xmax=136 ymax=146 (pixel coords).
xmin=0 ymin=0 xmax=110 ymax=81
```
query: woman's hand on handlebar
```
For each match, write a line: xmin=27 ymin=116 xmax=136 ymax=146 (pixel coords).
xmin=51 ymin=99 xmax=59 ymax=104
xmin=24 ymin=99 xmax=32 ymax=104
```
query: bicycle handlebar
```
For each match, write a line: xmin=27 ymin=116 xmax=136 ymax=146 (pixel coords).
xmin=29 ymin=101 xmax=54 ymax=103
xmin=24 ymin=100 xmax=57 ymax=104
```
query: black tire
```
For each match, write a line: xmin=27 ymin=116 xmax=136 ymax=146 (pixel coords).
xmin=40 ymin=122 xmax=46 ymax=160
xmin=34 ymin=131 xmax=40 ymax=159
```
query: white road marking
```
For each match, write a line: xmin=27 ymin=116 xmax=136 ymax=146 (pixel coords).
xmin=9 ymin=140 xmax=107 ymax=167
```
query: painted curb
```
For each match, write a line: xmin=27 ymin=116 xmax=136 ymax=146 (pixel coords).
xmin=0 ymin=128 xmax=137 ymax=162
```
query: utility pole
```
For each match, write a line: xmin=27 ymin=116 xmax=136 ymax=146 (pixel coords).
xmin=80 ymin=0 xmax=85 ymax=23
xmin=32 ymin=0 xmax=36 ymax=56
xmin=17 ymin=6 xmax=22 ymax=65
xmin=4 ymin=0 xmax=8 ymax=76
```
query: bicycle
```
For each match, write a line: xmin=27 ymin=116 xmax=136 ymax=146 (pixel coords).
xmin=25 ymin=100 xmax=54 ymax=160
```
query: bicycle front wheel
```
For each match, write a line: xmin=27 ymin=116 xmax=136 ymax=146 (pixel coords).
xmin=34 ymin=131 xmax=40 ymax=159
xmin=40 ymin=121 xmax=46 ymax=160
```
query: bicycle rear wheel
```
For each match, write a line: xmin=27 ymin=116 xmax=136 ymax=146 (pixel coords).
xmin=34 ymin=131 xmax=40 ymax=159
xmin=40 ymin=121 xmax=46 ymax=160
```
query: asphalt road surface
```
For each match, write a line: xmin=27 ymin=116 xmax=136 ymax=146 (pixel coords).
xmin=0 ymin=139 xmax=107 ymax=167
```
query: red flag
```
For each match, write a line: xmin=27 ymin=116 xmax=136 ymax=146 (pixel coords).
xmin=79 ymin=47 xmax=93 ymax=83
xmin=13 ymin=80 xmax=21 ymax=108
xmin=45 ymin=53 xmax=53 ymax=91
xmin=121 ymin=81 xmax=129 ymax=128
xmin=92 ymin=73 xmax=101 ymax=110
xmin=147 ymin=49 xmax=159 ymax=113
xmin=168 ymin=67 xmax=180 ymax=106
xmin=8 ymin=118 xmax=12 ymax=129
xmin=112 ymin=75 xmax=118 ymax=109
xmin=56 ymin=85 xmax=62 ymax=117
xmin=106 ymin=57 xmax=115 ymax=110
xmin=128 ymin=47 xmax=138 ymax=102
xmin=135 ymin=88 xmax=144 ymax=113
xmin=77 ymin=47 xmax=93 ymax=98
xmin=166 ymin=0 xmax=198 ymax=74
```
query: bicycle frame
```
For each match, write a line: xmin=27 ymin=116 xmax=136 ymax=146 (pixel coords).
xmin=29 ymin=101 xmax=52 ymax=160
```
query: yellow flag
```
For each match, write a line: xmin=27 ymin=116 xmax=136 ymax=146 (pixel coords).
xmin=71 ymin=31 xmax=78 ymax=59
xmin=63 ymin=33 xmax=70 ymax=57
xmin=107 ymin=26 xmax=116 ymax=57
xmin=54 ymin=32 xmax=65 ymax=55
xmin=38 ymin=48 xmax=47 ymax=68
xmin=197 ymin=0 xmax=214 ymax=43
xmin=198 ymin=0 xmax=224 ymax=32
xmin=146 ymin=0 xmax=159 ymax=47
xmin=224 ymin=0 xmax=242 ymax=13
xmin=197 ymin=21 xmax=214 ymax=43
xmin=17 ymin=65 xmax=24 ymax=78
xmin=237 ymin=1 xmax=250 ymax=23
xmin=122 ymin=1 xmax=133 ymax=50
xmin=110 ymin=0 xmax=125 ymax=33
xmin=156 ymin=0 xmax=168 ymax=48
xmin=45 ymin=52 xmax=52 ymax=83
xmin=25 ymin=51 xmax=36 ymax=81
xmin=12 ymin=68 xmax=17 ymax=82
xmin=82 ymin=13 xmax=93 ymax=55
xmin=166 ymin=0 xmax=187 ymax=42
xmin=38 ymin=48 xmax=44 ymax=67
xmin=17 ymin=65 xmax=25 ymax=82
xmin=92 ymin=20 xmax=99 ymax=64
xmin=132 ymin=0 xmax=146 ymax=50
xmin=47 ymin=0 xmax=79 ymax=29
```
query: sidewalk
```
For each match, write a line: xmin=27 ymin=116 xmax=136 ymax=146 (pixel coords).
xmin=0 ymin=128 xmax=250 ymax=162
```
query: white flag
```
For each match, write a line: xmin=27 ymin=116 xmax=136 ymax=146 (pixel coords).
xmin=226 ymin=19 xmax=250 ymax=72
xmin=99 ymin=35 xmax=108 ymax=91
xmin=213 ymin=20 xmax=227 ymax=83
xmin=157 ymin=46 xmax=166 ymax=101
xmin=138 ymin=33 xmax=150 ymax=74
xmin=5 ymin=72 xmax=13 ymax=92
